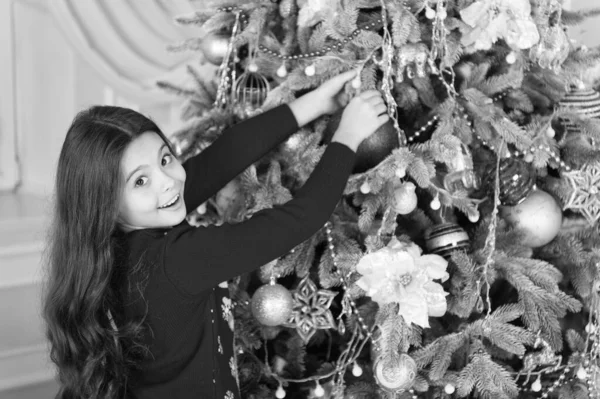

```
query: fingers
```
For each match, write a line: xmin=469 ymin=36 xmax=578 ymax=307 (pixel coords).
xmin=377 ymin=114 xmax=390 ymax=125
xmin=374 ymin=103 xmax=388 ymax=116
xmin=324 ymin=69 xmax=359 ymax=89
xmin=358 ymin=90 xmax=381 ymax=100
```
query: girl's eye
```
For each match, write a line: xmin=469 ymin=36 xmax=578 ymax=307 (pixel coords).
xmin=161 ymin=154 xmax=173 ymax=166
xmin=135 ymin=177 xmax=148 ymax=187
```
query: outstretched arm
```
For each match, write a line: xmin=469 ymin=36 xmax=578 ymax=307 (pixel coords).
xmin=182 ymin=104 xmax=299 ymax=211
xmin=181 ymin=70 xmax=359 ymax=211
xmin=166 ymin=142 xmax=356 ymax=296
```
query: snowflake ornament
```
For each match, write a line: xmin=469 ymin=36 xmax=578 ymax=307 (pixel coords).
xmin=562 ymin=162 xmax=600 ymax=226
xmin=284 ymin=276 xmax=337 ymax=343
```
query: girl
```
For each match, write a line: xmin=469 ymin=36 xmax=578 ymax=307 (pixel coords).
xmin=43 ymin=70 xmax=389 ymax=399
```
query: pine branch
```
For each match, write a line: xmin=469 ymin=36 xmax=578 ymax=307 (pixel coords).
xmin=494 ymin=254 xmax=582 ymax=350
xmin=358 ymin=194 xmax=383 ymax=232
xmin=561 ymin=8 xmax=600 ymax=25
xmin=456 ymin=348 xmax=518 ymax=398
xmin=447 ymin=251 xmax=480 ymax=317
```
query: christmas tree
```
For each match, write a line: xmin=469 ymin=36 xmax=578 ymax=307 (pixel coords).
xmin=160 ymin=0 xmax=600 ymax=397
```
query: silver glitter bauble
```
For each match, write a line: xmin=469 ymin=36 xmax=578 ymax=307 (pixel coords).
xmin=251 ymin=283 xmax=293 ymax=326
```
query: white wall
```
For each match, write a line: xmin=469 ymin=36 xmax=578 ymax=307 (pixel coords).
xmin=1 ymin=0 xmax=192 ymax=197
xmin=568 ymin=0 xmax=600 ymax=49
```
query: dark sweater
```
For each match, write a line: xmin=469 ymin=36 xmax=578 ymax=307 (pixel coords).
xmin=120 ymin=105 xmax=356 ymax=398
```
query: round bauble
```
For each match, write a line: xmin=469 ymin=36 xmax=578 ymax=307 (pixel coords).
xmin=324 ymin=111 xmax=399 ymax=173
xmin=424 ymin=223 xmax=470 ymax=259
xmin=558 ymin=85 xmax=600 ymax=135
xmin=373 ymin=354 xmax=417 ymax=392
xmin=487 ymin=158 xmax=535 ymax=206
xmin=393 ymin=182 xmax=418 ymax=215
xmin=499 ymin=189 xmax=562 ymax=248
xmin=251 ymin=283 xmax=294 ymax=326
xmin=200 ymin=31 xmax=231 ymax=65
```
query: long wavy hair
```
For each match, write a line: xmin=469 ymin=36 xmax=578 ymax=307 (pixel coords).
xmin=43 ymin=106 xmax=173 ymax=398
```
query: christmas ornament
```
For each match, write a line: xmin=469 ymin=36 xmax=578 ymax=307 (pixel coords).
xmin=445 ymin=384 xmax=456 ymax=394
xmin=276 ymin=384 xmax=286 ymax=398
xmin=531 ymin=377 xmax=542 ymax=392
xmin=443 ymin=143 xmax=480 ymax=194
xmin=460 ymin=0 xmax=540 ymax=52
xmin=373 ymin=354 xmax=417 ymax=392
xmin=393 ymin=182 xmax=418 ymax=215
xmin=562 ymin=162 xmax=600 ymax=226
xmin=297 ymin=0 xmax=336 ymax=28
xmin=355 ymin=237 xmax=448 ymax=328
xmin=352 ymin=363 xmax=363 ymax=377
xmin=424 ymin=223 xmax=470 ymax=259
xmin=396 ymin=43 xmax=431 ymax=83
xmin=283 ymin=276 xmax=337 ymax=343
xmin=517 ymin=334 xmax=562 ymax=385
xmin=558 ymin=85 xmax=600 ymax=135
xmin=529 ymin=1 xmax=569 ymax=71
xmin=232 ymin=70 xmax=270 ymax=117
xmin=488 ymin=158 xmax=536 ymax=206
xmin=250 ymin=281 xmax=294 ymax=326
xmin=200 ymin=30 xmax=231 ymax=65
xmin=499 ymin=189 xmax=562 ymax=248
xmin=279 ymin=0 xmax=294 ymax=18
xmin=313 ymin=381 xmax=325 ymax=397
xmin=324 ymin=114 xmax=399 ymax=173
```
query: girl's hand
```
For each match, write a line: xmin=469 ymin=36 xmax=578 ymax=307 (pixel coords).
xmin=331 ymin=90 xmax=389 ymax=152
xmin=288 ymin=69 xmax=358 ymax=128
xmin=314 ymin=69 xmax=359 ymax=115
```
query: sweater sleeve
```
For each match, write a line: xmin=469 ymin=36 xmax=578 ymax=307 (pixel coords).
xmin=164 ymin=142 xmax=356 ymax=296
xmin=182 ymin=104 xmax=299 ymax=211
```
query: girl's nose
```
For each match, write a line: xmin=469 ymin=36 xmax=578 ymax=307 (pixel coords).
xmin=161 ymin=172 xmax=175 ymax=192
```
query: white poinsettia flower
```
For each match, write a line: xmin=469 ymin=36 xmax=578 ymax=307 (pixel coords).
xmin=355 ymin=238 xmax=449 ymax=328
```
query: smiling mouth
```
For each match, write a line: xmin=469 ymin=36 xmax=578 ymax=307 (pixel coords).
xmin=158 ymin=194 xmax=180 ymax=209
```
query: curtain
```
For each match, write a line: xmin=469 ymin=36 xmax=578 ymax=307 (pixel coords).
xmin=48 ymin=0 xmax=201 ymax=105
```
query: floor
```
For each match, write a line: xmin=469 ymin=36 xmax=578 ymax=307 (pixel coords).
xmin=2 ymin=380 xmax=59 ymax=399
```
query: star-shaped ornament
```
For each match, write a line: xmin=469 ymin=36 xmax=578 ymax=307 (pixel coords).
xmin=562 ymin=162 xmax=600 ymax=226
xmin=284 ymin=276 xmax=337 ymax=343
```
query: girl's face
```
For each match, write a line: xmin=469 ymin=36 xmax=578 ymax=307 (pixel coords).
xmin=118 ymin=132 xmax=187 ymax=232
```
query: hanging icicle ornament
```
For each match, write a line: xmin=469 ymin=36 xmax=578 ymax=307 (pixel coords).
xmin=378 ymin=0 xmax=407 ymax=146
xmin=213 ymin=11 xmax=243 ymax=109
xmin=529 ymin=0 xmax=569 ymax=71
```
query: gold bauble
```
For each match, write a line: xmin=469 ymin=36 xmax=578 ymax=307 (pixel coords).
xmin=200 ymin=31 xmax=230 ymax=65
xmin=251 ymin=283 xmax=293 ymax=326
xmin=499 ymin=189 xmax=562 ymax=248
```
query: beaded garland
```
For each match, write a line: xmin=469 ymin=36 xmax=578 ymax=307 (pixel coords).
xmin=216 ymin=5 xmax=383 ymax=62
